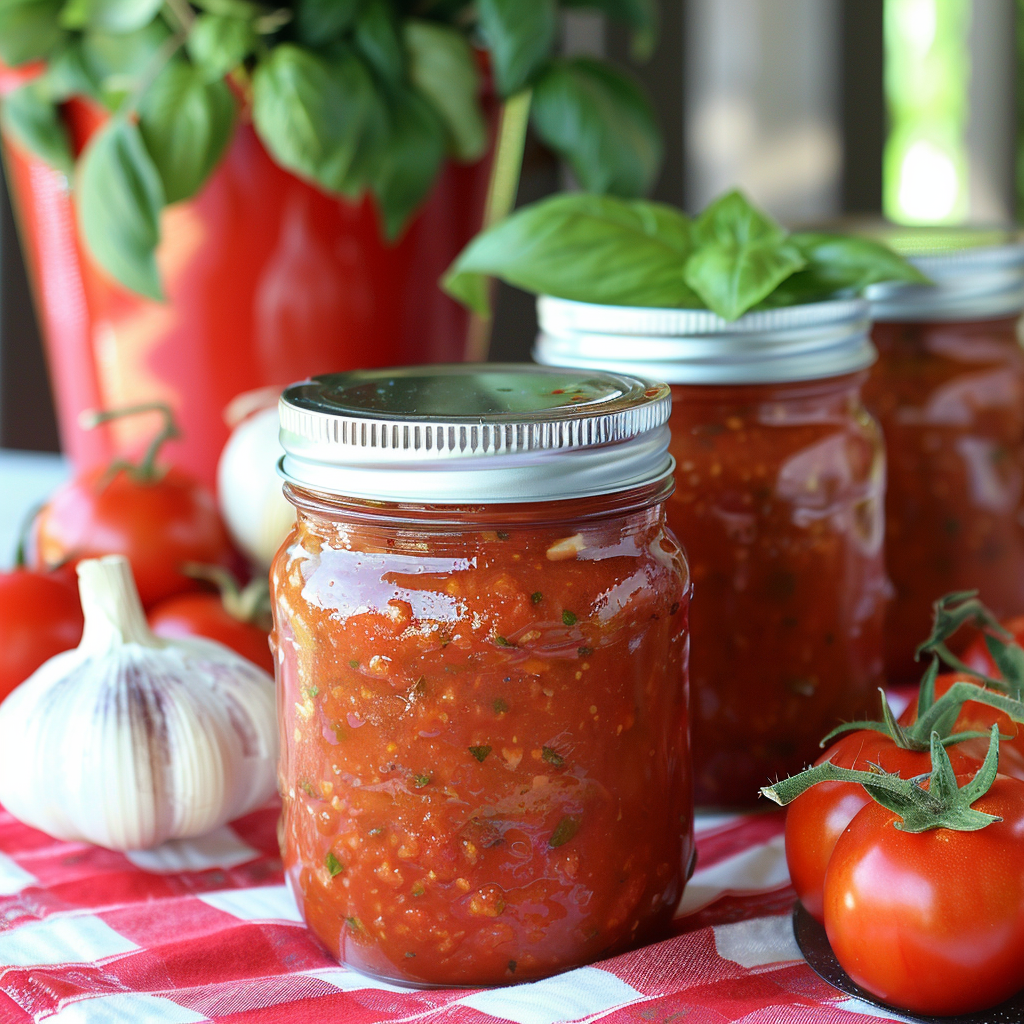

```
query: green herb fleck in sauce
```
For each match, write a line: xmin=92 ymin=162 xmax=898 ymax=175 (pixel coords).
xmin=469 ymin=745 xmax=492 ymax=763
xmin=562 ymin=610 xmax=578 ymax=626
xmin=324 ymin=851 xmax=344 ymax=877
xmin=549 ymin=815 xmax=581 ymax=848
xmin=542 ymin=746 xmax=565 ymax=767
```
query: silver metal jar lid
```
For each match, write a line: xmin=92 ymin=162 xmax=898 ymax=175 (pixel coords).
xmin=534 ymin=297 xmax=875 ymax=385
xmin=865 ymin=227 xmax=1024 ymax=321
xmin=278 ymin=365 xmax=673 ymax=503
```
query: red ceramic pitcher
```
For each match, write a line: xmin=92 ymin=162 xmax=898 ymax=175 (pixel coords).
xmin=1 ymin=72 xmax=495 ymax=488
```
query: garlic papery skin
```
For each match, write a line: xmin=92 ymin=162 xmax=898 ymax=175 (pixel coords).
xmin=0 ymin=555 xmax=278 ymax=851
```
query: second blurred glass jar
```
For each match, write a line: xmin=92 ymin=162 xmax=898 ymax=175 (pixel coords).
xmin=536 ymin=298 xmax=887 ymax=806
xmin=865 ymin=231 xmax=1024 ymax=683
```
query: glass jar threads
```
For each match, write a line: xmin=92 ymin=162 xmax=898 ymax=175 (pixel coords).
xmin=864 ymin=230 xmax=1024 ymax=682
xmin=536 ymin=298 xmax=887 ymax=807
xmin=271 ymin=366 xmax=694 ymax=987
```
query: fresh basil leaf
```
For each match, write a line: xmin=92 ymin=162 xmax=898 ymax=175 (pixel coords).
xmin=371 ymin=88 xmax=445 ymax=240
xmin=76 ymin=117 xmax=164 ymax=300
xmin=0 ymin=0 xmax=66 ymax=66
xmin=252 ymin=44 xmax=380 ymax=197
xmin=61 ymin=0 xmax=164 ymax=33
xmin=404 ymin=19 xmax=487 ymax=162
xmin=294 ymin=0 xmax=361 ymax=47
xmin=531 ymin=57 xmax=660 ymax=197
xmin=690 ymin=189 xmax=785 ymax=248
xmin=80 ymin=21 xmax=172 ymax=110
xmin=443 ymin=193 xmax=697 ymax=315
xmin=354 ymin=0 xmax=404 ymax=85
xmin=1 ymin=82 xmax=73 ymax=173
xmin=682 ymin=192 xmax=804 ymax=320
xmin=139 ymin=59 xmax=235 ymax=203
xmin=561 ymin=0 xmax=657 ymax=59
xmin=477 ymin=0 xmax=556 ymax=97
xmin=789 ymin=232 xmax=931 ymax=291
xmin=187 ymin=13 xmax=256 ymax=81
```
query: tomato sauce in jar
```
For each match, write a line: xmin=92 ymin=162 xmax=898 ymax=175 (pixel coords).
xmin=864 ymin=231 xmax=1024 ymax=682
xmin=536 ymin=299 xmax=887 ymax=806
xmin=271 ymin=367 xmax=694 ymax=987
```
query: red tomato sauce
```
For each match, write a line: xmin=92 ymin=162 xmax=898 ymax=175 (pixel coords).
xmin=865 ymin=316 xmax=1024 ymax=682
xmin=270 ymin=485 xmax=693 ymax=986
xmin=666 ymin=374 xmax=887 ymax=806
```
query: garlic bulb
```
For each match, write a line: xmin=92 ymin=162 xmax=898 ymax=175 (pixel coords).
xmin=217 ymin=405 xmax=294 ymax=567
xmin=0 ymin=555 xmax=278 ymax=851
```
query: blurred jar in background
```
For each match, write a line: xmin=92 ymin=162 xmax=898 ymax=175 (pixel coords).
xmin=865 ymin=231 xmax=1024 ymax=683
xmin=536 ymin=298 xmax=887 ymax=807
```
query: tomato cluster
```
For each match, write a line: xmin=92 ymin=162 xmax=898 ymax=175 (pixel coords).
xmin=1 ymin=405 xmax=273 ymax=702
xmin=768 ymin=594 xmax=1024 ymax=1017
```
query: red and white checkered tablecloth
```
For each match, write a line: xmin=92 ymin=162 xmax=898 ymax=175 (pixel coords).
xmin=0 ymin=801 xmax=915 ymax=1024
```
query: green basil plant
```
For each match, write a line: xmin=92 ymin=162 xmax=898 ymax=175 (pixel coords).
xmin=444 ymin=189 xmax=930 ymax=321
xmin=0 ymin=0 xmax=662 ymax=300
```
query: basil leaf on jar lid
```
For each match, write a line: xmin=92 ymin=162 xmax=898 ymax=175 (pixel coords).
xmin=683 ymin=190 xmax=807 ymax=320
xmin=443 ymin=192 xmax=698 ymax=316
xmin=139 ymin=59 xmax=236 ymax=204
xmin=76 ymin=117 xmax=165 ymax=301
xmin=477 ymin=0 xmax=557 ymax=97
xmin=531 ymin=57 xmax=661 ymax=198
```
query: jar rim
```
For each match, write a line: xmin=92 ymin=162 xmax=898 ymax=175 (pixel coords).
xmin=534 ymin=297 xmax=875 ymax=385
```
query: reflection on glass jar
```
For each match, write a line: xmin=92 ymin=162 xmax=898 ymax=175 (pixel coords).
xmin=668 ymin=375 xmax=886 ymax=805
xmin=866 ymin=316 xmax=1024 ymax=681
xmin=535 ymin=297 xmax=887 ymax=807
xmin=270 ymin=366 xmax=694 ymax=987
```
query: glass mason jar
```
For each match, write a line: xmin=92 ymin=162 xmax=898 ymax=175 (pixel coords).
xmin=536 ymin=299 xmax=887 ymax=807
xmin=271 ymin=366 xmax=694 ymax=987
xmin=864 ymin=232 xmax=1024 ymax=683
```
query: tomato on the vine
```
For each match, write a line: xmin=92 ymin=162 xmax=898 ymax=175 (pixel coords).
xmin=823 ymin=773 xmax=1024 ymax=1016
xmin=29 ymin=405 xmax=236 ymax=609
xmin=0 ymin=568 xmax=83 ymax=702
xmin=150 ymin=594 xmax=273 ymax=674
xmin=783 ymin=729 xmax=978 ymax=923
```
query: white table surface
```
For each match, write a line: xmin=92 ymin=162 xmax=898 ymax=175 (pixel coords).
xmin=0 ymin=450 xmax=70 ymax=569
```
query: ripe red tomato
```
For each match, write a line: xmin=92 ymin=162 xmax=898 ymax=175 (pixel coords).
xmin=31 ymin=466 xmax=235 ymax=609
xmin=784 ymin=729 xmax=978 ymax=922
xmin=148 ymin=593 xmax=273 ymax=674
xmin=823 ymin=774 xmax=1024 ymax=1016
xmin=0 ymin=569 xmax=83 ymax=701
